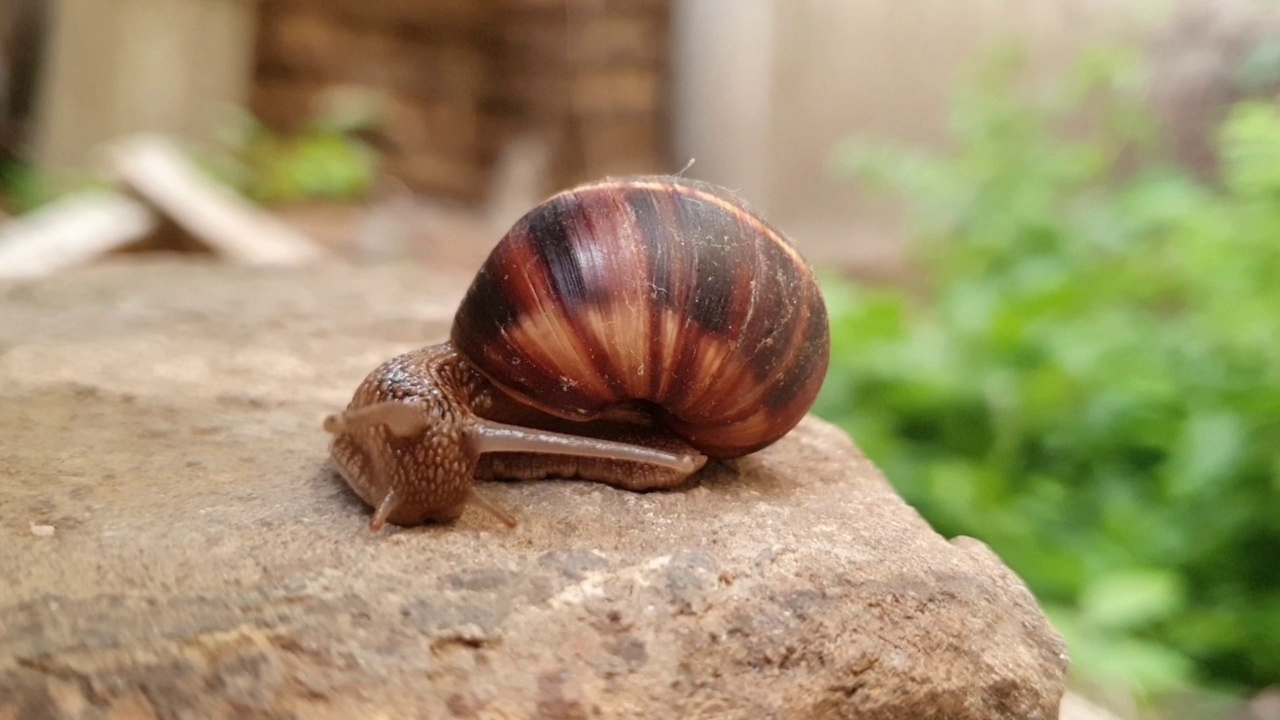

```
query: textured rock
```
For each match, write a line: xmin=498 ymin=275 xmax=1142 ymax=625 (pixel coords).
xmin=0 ymin=258 xmax=1069 ymax=719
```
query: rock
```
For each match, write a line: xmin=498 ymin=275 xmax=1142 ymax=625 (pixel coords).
xmin=0 ymin=258 xmax=1069 ymax=719
xmin=1059 ymin=692 xmax=1126 ymax=720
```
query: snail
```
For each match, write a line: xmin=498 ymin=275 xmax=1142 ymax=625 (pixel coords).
xmin=323 ymin=175 xmax=830 ymax=531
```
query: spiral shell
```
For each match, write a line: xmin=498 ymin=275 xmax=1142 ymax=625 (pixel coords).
xmin=450 ymin=175 xmax=830 ymax=459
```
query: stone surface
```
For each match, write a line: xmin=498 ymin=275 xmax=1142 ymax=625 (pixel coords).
xmin=0 ymin=258 xmax=1069 ymax=719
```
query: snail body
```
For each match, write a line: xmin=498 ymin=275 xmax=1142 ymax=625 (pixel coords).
xmin=324 ymin=175 xmax=830 ymax=531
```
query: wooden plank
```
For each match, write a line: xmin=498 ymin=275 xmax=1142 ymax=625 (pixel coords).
xmin=0 ymin=192 xmax=156 ymax=281
xmin=104 ymin=134 xmax=330 ymax=266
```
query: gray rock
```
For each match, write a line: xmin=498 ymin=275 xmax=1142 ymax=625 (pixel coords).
xmin=0 ymin=259 xmax=1069 ymax=719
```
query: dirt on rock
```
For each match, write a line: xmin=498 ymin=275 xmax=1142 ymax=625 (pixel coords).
xmin=0 ymin=257 xmax=1068 ymax=719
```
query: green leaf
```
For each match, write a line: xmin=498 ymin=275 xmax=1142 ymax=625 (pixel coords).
xmin=1082 ymin=569 xmax=1186 ymax=632
xmin=1166 ymin=410 xmax=1246 ymax=499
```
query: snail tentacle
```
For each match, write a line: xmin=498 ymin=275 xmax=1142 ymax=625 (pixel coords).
xmin=370 ymin=489 xmax=400 ymax=533
xmin=323 ymin=401 xmax=429 ymax=438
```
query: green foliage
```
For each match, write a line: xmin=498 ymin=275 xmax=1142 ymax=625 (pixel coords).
xmin=0 ymin=159 xmax=58 ymax=213
xmin=1 ymin=95 xmax=382 ymax=215
xmin=0 ymin=159 xmax=112 ymax=215
xmin=820 ymin=43 xmax=1280 ymax=700
xmin=208 ymin=107 xmax=380 ymax=206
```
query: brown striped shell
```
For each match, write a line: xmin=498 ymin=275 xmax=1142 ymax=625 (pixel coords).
xmin=450 ymin=175 xmax=830 ymax=459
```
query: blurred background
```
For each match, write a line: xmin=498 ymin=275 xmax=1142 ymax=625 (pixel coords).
xmin=2 ymin=0 xmax=1279 ymax=718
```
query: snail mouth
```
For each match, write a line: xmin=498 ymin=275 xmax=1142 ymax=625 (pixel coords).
xmin=369 ymin=485 xmax=515 ymax=532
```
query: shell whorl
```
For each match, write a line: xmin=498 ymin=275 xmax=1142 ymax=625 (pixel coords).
xmin=450 ymin=175 xmax=830 ymax=459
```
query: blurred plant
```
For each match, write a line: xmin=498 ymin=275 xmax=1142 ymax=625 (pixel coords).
xmin=0 ymin=158 xmax=107 ymax=215
xmin=2 ymin=89 xmax=383 ymax=216
xmin=0 ymin=158 xmax=54 ymax=213
xmin=206 ymin=90 xmax=383 ymax=206
xmin=821 ymin=41 xmax=1280 ymax=705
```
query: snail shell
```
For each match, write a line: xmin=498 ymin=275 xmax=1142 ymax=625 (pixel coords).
xmin=452 ymin=175 xmax=830 ymax=458
xmin=323 ymin=175 xmax=830 ymax=531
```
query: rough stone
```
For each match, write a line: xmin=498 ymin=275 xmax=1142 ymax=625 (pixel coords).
xmin=0 ymin=258 xmax=1069 ymax=719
